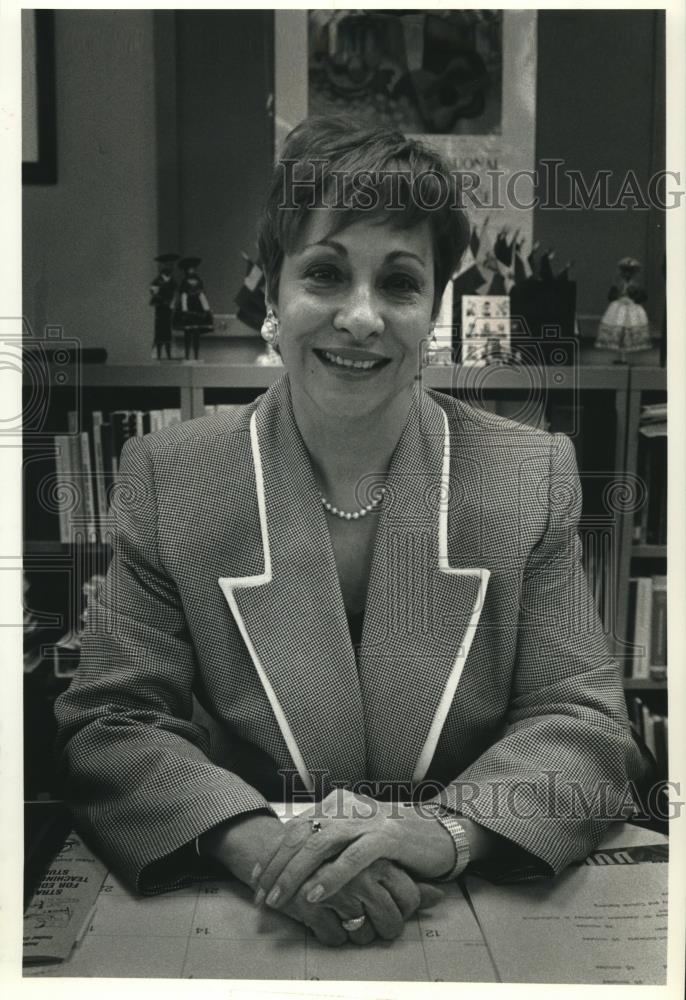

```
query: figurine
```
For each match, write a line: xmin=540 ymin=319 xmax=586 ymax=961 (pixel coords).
xmin=596 ymin=257 xmax=651 ymax=361
xmin=174 ymin=257 xmax=214 ymax=362
xmin=149 ymin=253 xmax=179 ymax=360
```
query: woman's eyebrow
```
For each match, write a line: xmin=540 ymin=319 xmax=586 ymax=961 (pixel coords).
xmin=302 ymin=238 xmax=347 ymax=255
xmin=302 ymin=242 xmax=426 ymax=269
xmin=386 ymin=250 xmax=427 ymax=268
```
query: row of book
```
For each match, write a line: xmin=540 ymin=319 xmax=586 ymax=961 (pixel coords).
xmin=626 ymin=575 xmax=667 ymax=680
xmin=629 ymin=697 xmax=668 ymax=778
xmin=633 ymin=403 xmax=667 ymax=546
xmin=53 ymin=409 xmax=181 ymax=543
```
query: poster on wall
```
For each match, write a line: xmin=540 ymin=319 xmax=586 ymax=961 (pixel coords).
xmin=274 ymin=9 xmax=537 ymax=246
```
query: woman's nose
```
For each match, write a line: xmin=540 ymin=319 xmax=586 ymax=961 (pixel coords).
xmin=333 ymin=286 xmax=384 ymax=341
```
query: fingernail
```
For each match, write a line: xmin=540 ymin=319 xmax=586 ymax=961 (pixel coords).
xmin=254 ymin=888 xmax=266 ymax=907
xmin=307 ymin=884 xmax=325 ymax=903
xmin=266 ymin=886 xmax=281 ymax=907
xmin=250 ymin=863 xmax=262 ymax=883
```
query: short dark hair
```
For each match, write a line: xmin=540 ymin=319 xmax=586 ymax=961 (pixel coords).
xmin=257 ymin=116 xmax=470 ymax=319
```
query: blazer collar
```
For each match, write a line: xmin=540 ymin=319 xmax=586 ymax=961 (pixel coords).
xmin=218 ymin=376 xmax=489 ymax=793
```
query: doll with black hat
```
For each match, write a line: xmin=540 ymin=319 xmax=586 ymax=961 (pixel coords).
xmin=149 ymin=253 xmax=179 ymax=360
xmin=174 ymin=256 xmax=214 ymax=362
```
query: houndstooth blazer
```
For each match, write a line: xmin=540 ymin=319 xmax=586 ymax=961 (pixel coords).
xmin=54 ymin=375 xmax=644 ymax=894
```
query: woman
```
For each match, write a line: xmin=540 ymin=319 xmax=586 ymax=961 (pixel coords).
xmin=54 ymin=116 xmax=644 ymax=948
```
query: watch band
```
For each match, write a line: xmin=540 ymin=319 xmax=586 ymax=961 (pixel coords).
xmin=424 ymin=802 xmax=471 ymax=880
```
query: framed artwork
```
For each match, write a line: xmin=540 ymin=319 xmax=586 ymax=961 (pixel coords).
xmin=461 ymin=294 xmax=511 ymax=366
xmin=274 ymin=9 xmax=537 ymax=244
xmin=22 ymin=10 xmax=57 ymax=184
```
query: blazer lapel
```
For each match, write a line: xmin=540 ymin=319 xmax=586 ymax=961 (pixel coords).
xmin=359 ymin=388 xmax=490 ymax=785
xmin=218 ymin=378 xmax=367 ymax=793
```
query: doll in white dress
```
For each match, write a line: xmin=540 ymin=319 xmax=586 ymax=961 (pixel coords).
xmin=596 ymin=257 xmax=650 ymax=360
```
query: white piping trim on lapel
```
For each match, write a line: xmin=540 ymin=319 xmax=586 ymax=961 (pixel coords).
xmin=217 ymin=411 xmax=314 ymax=793
xmin=412 ymin=408 xmax=490 ymax=784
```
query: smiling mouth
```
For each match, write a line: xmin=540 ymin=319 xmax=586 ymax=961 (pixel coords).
xmin=313 ymin=348 xmax=391 ymax=373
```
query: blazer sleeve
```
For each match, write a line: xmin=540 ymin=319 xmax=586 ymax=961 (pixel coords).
xmin=434 ymin=432 xmax=648 ymax=881
xmin=53 ymin=434 xmax=276 ymax=895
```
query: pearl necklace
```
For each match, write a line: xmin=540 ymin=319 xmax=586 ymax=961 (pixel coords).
xmin=320 ymin=487 xmax=386 ymax=521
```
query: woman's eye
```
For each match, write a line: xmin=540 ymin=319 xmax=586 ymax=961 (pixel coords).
xmin=304 ymin=265 xmax=340 ymax=283
xmin=385 ymin=274 xmax=421 ymax=294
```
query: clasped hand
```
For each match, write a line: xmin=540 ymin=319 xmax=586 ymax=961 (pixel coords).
xmin=252 ymin=790 xmax=456 ymax=934
xmin=257 ymin=857 xmax=443 ymax=946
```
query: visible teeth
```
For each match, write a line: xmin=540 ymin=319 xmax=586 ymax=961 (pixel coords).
xmin=322 ymin=350 xmax=381 ymax=370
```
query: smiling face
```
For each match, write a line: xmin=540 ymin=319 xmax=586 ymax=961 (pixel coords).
xmin=271 ymin=211 xmax=435 ymax=421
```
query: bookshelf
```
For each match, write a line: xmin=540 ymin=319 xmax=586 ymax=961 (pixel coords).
xmin=615 ymin=367 xmax=668 ymax=799
xmin=616 ymin=367 xmax=668 ymax=688
xmin=631 ymin=545 xmax=667 ymax=559
xmin=22 ymin=351 xmax=666 ymax=799
xmin=623 ymin=679 xmax=665 ymax=692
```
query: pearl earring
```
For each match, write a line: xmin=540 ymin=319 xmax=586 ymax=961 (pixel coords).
xmin=260 ymin=309 xmax=279 ymax=345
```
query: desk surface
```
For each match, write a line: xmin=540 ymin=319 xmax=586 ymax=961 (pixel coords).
xmin=24 ymin=821 xmax=668 ymax=984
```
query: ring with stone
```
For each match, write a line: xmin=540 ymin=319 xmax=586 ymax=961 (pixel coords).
xmin=309 ymin=819 xmax=323 ymax=834
xmin=341 ymin=915 xmax=367 ymax=933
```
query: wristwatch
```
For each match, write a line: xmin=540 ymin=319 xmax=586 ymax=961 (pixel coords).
xmin=423 ymin=801 xmax=471 ymax=880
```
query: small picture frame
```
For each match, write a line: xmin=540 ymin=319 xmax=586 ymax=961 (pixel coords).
xmin=461 ymin=295 xmax=511 ymax=366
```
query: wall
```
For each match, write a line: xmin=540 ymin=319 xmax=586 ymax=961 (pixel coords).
xmin=534 ymin=10 xmax=664 ymax=322
xmin=174 ymin=12 xmax=273 ymax=322
xmin=22 ymin=10 xmax=158 ymax=364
